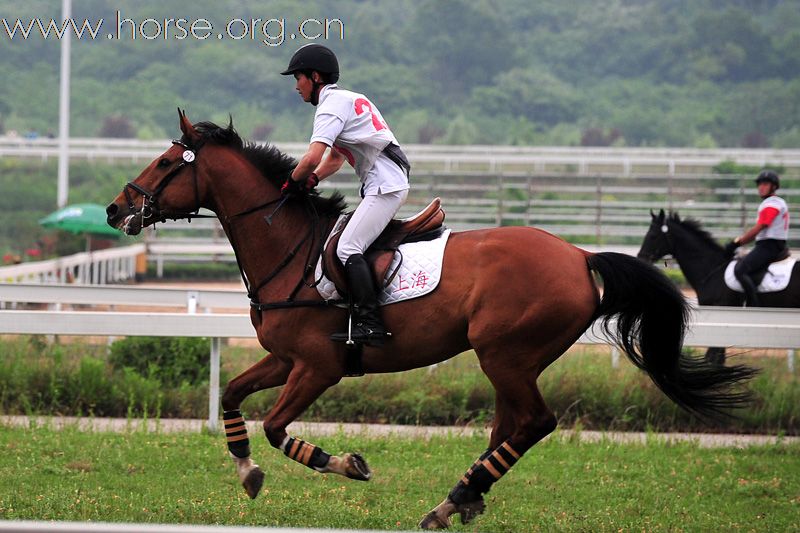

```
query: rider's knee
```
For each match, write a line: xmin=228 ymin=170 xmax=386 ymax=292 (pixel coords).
xmin=337 ymin=242 xmax=359 ymax=265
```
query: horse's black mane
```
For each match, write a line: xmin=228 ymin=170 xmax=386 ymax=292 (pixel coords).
xmin=669 ymin=212 xmax=724 ymax=251
xmin=186 ymin=120 xmax=347 ymax=217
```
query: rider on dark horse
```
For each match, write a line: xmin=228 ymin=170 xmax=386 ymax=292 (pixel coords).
xmin=726 ymin=170 xmax=790 ymax=306
xmin=280 ymin=44 xmax=411 ymax=346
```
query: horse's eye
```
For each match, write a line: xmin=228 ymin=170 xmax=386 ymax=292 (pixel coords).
xmin=158 ymin=158 xmax=171 ymax=167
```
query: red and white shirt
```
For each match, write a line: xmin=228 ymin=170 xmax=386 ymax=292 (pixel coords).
xmin=310 ymin=84 xmax=408 ymax=196
xmin=756 ymin=195 xmax=789 ymax=241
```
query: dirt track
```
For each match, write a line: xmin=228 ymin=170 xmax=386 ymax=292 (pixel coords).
xmin=2 ymin=416 xmax=796 ymax=448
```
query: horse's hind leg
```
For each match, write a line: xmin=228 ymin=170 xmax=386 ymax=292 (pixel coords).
xmin=420 ymin=361 xmax=556 ymax=529
xmin=221 ymin=353 xmax=291 ymax=499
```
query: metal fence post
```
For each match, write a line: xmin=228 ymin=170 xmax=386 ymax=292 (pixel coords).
xmin=496 ymin=174 xmax=504 ymax=227
xmin=208 ymin=337 xmax=221 ymax=432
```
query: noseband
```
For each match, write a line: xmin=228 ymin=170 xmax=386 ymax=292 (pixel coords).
xmin=124 ymin=139 xmax=213 ymax=223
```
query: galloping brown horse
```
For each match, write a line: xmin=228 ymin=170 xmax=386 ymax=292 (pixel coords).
xmin=106 ymin=112 xmax=755 ymax=529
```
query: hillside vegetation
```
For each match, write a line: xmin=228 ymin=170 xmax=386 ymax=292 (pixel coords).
xmin=1 ymin=0 xmax=799 ymax=148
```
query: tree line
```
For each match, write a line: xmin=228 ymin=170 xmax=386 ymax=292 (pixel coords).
xmin=1 ymin=0 xmax=798 ymax=148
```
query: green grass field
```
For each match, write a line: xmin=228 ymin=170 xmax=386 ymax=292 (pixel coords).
xmin=0 ymin=425 xmax=797 ymax=532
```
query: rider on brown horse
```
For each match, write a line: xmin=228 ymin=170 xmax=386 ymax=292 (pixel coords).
xmin=725 ymin=170 xmax=790 ymax=306
xmin=280 ymin=44 xmax=411 ymax=346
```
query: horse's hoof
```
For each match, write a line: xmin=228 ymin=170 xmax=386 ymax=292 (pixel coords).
xmin=243 ymin=466 xmax=265 ymax=499
xmin=456 ymin=497 xmax=485 ymax=524
xmin=418 ymin=510 xmax=451 ymax=530
xmin=344 ymin=453 xmax=371 ymax=481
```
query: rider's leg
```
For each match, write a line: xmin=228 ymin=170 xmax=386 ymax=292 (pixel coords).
xmin=336 ymin=189 xmax=409 ymax=265
xmin=335 ymin=189 xmax=408 ymax=345
xmin=733 ymin=241 xmax=779 ymax=307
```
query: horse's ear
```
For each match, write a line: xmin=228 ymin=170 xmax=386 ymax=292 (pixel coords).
xmin=657 ymin=209 xmax=665 ymax=222
xmin=178 ymin=108 xmax=199 ymax=142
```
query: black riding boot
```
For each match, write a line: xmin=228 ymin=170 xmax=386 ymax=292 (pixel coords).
xmin=331 ymin=254 xmax=389 ymax=346
xmin=737 ymin=273 xmax=762 ymax=307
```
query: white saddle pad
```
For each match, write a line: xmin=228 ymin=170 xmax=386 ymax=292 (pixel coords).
xmin=315 ymin=227 xmax=451 ymax=306
xmin=724 ymin=256 xmax=796 ymax=293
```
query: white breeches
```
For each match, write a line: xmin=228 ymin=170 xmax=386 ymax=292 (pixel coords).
xmin=337 ymin=189 xmax=409 ymax=264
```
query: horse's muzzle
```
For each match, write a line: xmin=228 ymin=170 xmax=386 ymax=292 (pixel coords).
xmin=106 ymin=202 xmax=142 ymax=236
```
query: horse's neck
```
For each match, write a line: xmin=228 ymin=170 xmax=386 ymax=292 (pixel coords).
xmin=206 ymin=157 xmax=312 ymax=301
xmin=670 ymin=227 xmax=726 ymax=292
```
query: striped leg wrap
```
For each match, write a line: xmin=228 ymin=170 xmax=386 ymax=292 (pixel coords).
xmin=449 ymin=440 xmax=522 ymax=504
xmin=223 ymin=410 xmax=250 ymax=459
xmin=282 ymin=437 xmax=331 ymax=471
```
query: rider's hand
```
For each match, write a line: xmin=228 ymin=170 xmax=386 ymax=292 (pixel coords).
xmin=281 ymin=178 xmax=304 ymax=197
xmin=305 ymin=172 xmax=320 ymax=191
xmin=723 ymin=240 xmax=740 ymax=257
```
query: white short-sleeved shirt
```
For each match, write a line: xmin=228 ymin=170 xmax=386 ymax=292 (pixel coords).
xmin=756 ymin=195 xmax=789 ymax=241
xmin=310 ymin=84 xmax=409 ymax=196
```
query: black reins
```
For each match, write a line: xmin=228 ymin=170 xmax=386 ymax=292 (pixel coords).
xmin=234 ymin=195 xmax=343 ymax=310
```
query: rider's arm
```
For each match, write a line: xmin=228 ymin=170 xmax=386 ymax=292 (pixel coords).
xmin=734 ymin=222 xmax=769 ymax=246
xmin=312 ymin=148 xmax=346 ymax=180
xmin=291 ymin=142 xmax=328 ymax=182
xmin=735 ymin=206 xmax=780 ymax=245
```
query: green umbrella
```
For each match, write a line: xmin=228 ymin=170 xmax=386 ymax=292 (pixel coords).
xmin=39 ymin=203 xmax=120 ymax=237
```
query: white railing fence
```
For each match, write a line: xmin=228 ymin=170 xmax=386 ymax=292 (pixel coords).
xmin=1 ymin=283 xmax=798 ymax=431
xmin=0 ymin=244 xmax=145 ymax=284
xmin=3 ymin=136 xmax=800 ymax=174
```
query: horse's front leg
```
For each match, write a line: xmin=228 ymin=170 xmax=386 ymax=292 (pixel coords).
xmin=263 ymin=363 xmax=371 ymax=482
xmin=221 ymin=352 xmax=291 ymax=499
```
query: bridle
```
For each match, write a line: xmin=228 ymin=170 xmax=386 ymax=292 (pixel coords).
xmin=123 ymin=139 xmax=214 ymax=224
xmin=657 ymin=220 xmax=675 ymax=259
xmin=123 ymin=138 xmax=341 ymax=309
xmin=655 ymin=218 xmax=725 ymax=288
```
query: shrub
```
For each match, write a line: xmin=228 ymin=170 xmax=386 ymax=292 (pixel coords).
xmin=108 ymin=336 xmax=210 ymax=387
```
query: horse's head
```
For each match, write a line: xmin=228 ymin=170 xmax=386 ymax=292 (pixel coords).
xmin=106 ymin=109 xmax=207 ymax=235
xmin=637 ymin=209 xmax=674 ymax=262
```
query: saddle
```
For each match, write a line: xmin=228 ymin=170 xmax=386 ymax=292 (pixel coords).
xmin=323 ymin=197 xmax=446 ymax=295
xmin=746 ymin=247 xmax=791 ymax=286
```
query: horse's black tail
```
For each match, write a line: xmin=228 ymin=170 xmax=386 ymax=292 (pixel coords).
xmin=587 ymin=252 xmax=757 ymax=419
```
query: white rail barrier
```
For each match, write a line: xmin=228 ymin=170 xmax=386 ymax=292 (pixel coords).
xmin=2 ymin=308 xmax=798 ymax=349
xmin=3 ymin=136 xmax=800 ymax=173
xmin=0 ymin=244 xmax=145 ymax=284
xmin=0 ymin=282 xmax=246 ymax=310
xmin=1 ymin=282 xmax=799 ymax=430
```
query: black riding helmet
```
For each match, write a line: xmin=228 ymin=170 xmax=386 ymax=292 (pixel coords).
xmin=281 ymin=44 xmax=339 ymax=106
xmin=281 ymin=44 xmax=340 ymax=82
xmin=755 ymin=170 xmax=780 ymax=189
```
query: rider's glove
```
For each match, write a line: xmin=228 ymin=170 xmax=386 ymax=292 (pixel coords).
xmin=305 ymin=172 xmax=320 ymax=191
xmin=281 ymin=177 xmax=304 ymax=197
xmin=724 ymin=239 xmax=740 ymax=257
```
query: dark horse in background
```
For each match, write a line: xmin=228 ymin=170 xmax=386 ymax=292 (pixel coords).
xmin=638 ymin=209 xmax=800 ymax=364
xmin=106 ymin=112 xmax=755 ymax=530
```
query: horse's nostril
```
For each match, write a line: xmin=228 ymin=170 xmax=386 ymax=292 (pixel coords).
xmin=106 ymin=203 xmax=119 ymax=218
